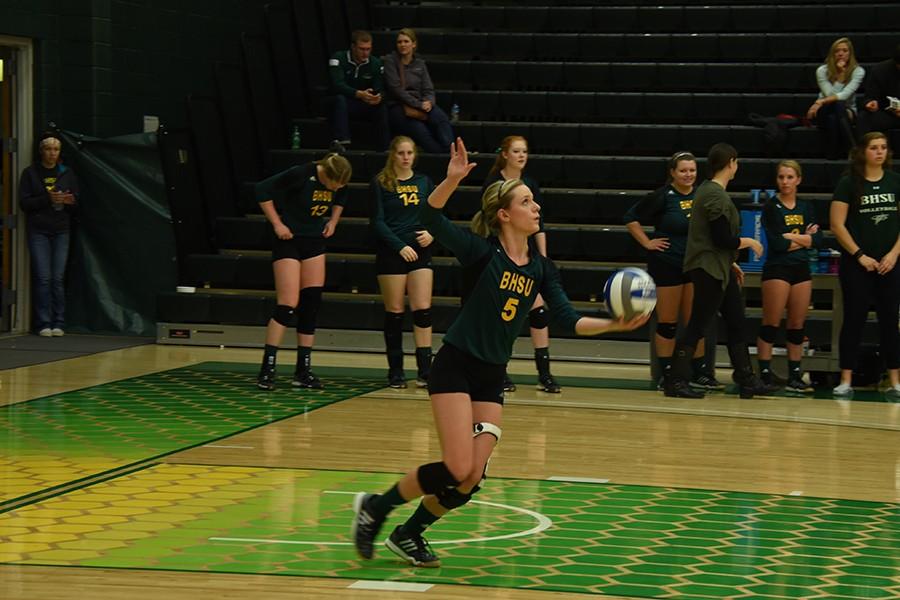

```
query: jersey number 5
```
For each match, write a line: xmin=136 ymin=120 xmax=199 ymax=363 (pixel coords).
xmin=310 ymin=205 xmax=329 ymax=217
xmin=399 ymin=192 xmax=420 ymax=206
xmin=501 ymin=297 xmax=519 ymax=322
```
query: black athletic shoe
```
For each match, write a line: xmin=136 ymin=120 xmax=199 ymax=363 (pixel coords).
xmin=664 ymin=377 xmax=705 ymax=398
xmin=385 ymin=525 xmax=441 ymax=568
xmin=737 ymin=375 xmax=780 ymax=399
xmin=388 ymin=371 xmax=408 ymax=389
xmin=256 ymin=367 xmax=276 ymax=391
xmin=503 ymin=374 xmax=516 ymax=393
xmin=292 ymin=370 xmax=323 ymax=389
xmin=760 ymin=369 xmax=787 ymax=386
xmin=351 ymin=493 xmax=386 ymax=560
xmin=690 ymin=373 xmax=725 ymax=391
xmin=785 ymin=375 xmax=814 ymax=394
xmin=537 ymin=373 xmax=561 ymax=393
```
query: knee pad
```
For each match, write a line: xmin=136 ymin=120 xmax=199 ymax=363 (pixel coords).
xmin=786 ymin=328 xmax=805 ymax=345
xmin=529 ymin=306 xmax=549 ymax=330
xmin=417 ymin=461 xmax=460 ymax=495
xmin=412 ymin=308 xmax=432 ymax=329
xmin=656 ymin=321 xmax=677 ymax=340
xmin=272 ymin=304 xmax=297 ymax=327
xmin=436 ymin=487 xmax=473 ymax=510
xmin=296 ymin=286 xmax=323 ymax=334
xmin=473 ymin=422 xmax=502 ymax=443
xmin=758 ymin=324 xmax=778 ymax=344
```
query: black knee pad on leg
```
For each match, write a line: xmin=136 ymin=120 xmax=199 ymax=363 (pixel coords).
xmin=272 ymin=304 xmax=297 ymax=327
xmin=436 ymin=487 xmax=473 ymax=510
xmin=417 ymin=461 xmax=460 ymax=495
xmin=412 ymin=308 xmax=432 ymax=329
xmin=529 ymin=306 xmax=549 ymax=330
xmin=758 ymin=324 xmax=778 ymax=344
xmin=786 ymin=328 xmax=805 ymax=345
xmin=656 ymin=322 xmax=677 ymax=339
xmin=296 ymin=286 xmax=323 ymax=334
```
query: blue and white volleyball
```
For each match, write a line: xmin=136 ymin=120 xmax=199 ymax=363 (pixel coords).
xmin=603 ymin=267 xmax=657 ymax=320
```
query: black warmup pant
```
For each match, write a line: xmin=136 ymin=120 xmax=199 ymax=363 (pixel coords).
xmin=680 ymin=268 xmax=747 ymax=348
xmin=838 ymin=256 xmax=900 ymax=371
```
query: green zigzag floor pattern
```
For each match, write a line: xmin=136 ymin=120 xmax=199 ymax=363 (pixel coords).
xmin=2 ymin=465 xmax=898 ymax=599
xmin=1 ymin=362 xmax=384 ymax=506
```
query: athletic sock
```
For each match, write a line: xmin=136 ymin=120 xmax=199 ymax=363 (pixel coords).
xmin=262 ymin=344 xmax=278 ymax=370
xmin=370 ymin=484 xmax=407 ymax=519
xmin=691 ymin=357 xmax=707 ymax=377
xmin=384 ymin=312 xmax=404 ymax=372
xmin=788 ymin=361 xmax=802 ymax=376
xmin=534 ymin=347 xmax=550 ymax=378
xmin=758 ymin=359 xmax=771 ymax=374
xmin=400 ymin=501 xmax=442 ymax=536
xmin=296 ymin=346 xmax=312 ymax=374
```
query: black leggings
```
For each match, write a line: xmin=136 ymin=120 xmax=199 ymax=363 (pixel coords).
xmin=680 ymin=268 xmax=746 ymax=348
xmin=838 ymin=256 xmax=900 ymax=370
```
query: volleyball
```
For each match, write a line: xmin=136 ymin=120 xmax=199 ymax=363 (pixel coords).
xmin=603 ymin=267 xmax=657 ymax=320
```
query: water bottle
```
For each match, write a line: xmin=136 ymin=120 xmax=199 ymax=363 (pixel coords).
xmin=808 ymin=247 xmax=818 ymax=271
xmin=450 ymin=103 xmax=460 ymax=123
xmin=290 ymin=125 xmax=300 ymax=150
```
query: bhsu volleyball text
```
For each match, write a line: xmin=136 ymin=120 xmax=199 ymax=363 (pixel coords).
xmin=499 ymin=271 xmax=535 ymax=297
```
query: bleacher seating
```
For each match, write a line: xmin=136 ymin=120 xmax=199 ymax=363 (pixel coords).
xmin=157 ymin=0 xmax=900 ymax=361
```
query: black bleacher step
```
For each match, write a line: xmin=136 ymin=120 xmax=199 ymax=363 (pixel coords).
xmin=158 ymin=289 xmax=853 ymax=345
xmin=270 ymin=149 xmax=856 ymax=193
xmin=427 ymin=60 xmax=820 ymax=93
xmin=372 ymin=31 xmax=893 ymax=63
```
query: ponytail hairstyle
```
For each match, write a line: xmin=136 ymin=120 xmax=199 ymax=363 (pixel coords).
xmin=488 ymin=135 xmax=528 ymax=177
xmin=666 ymin=150 xmax=696 ymax=183
xmin=316 ymin=153 xmax=353 ymax=187
xmin=377 ymin=136 xmax=417 ymax=192
xmin=471 ymin=178 xmax=525 ymax=237
xmin=847 ymin=132 xmax=892 ymax=208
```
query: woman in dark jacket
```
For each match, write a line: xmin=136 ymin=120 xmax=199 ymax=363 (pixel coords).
xmin=19 ymin=135 xmax=79 ymax=336
xmin=382 ymin=28 xmax=454 ymax=154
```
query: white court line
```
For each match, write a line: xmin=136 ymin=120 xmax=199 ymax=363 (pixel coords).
xmin=789 ymin=490 xmax=804 ymax=496
xmin=548 ymin=476 xmax=610 ymax=484
xmin=348 ymin=581 xmax=433 ymax=592
xmin=203 ymin=444 xmax=255 ymax=449
xmin=209 ymin=490 xmax=552 ymax=547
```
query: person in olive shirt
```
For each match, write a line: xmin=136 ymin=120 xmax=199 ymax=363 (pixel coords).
xmin=254 ymin=153 xmax=352 ymax=391
xmin=664 ymin=143 xmax=778 ymax=399
xmin=328 ymin=30 xmax=390 ymax=151
xmin=625 ymin=151 xmax=723 ymax=392
xmin=370 ymin=136 xmax=436 ymax=388
xmin=482 ymin=135 xmax=562 ymax=393
xmin=829 ymin=132 xmax=900 ymax=398
xmin=352 ymin=139 xmax=648 ymax=568
xmin=757 ymin=160 xmax=823 ymax=393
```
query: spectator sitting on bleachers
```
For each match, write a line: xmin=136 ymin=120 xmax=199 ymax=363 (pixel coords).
xmin=806 ymin=37 xmax=864 ymax=160
xmin=328 ymin=30 xmax=390 ymax=152
xmin=383 ymin=28 xmax=454 ymax=154
xmin=857 ymin=43 xmax=900 ymax=140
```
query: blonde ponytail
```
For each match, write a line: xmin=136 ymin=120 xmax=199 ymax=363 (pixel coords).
xmin=470 ymin=179 xmax=524 ymax=237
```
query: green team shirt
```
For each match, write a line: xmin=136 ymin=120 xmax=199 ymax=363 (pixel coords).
xmin=369 ymin=172 xmax=435 ymax=251
xmin=420 ymin=202 xmax=581 ymax=365
xmin=328 ymin=50 xmax=384 ymax=98
xmin=623 ymin=184 xmax=694 ymax=267
xmin=254 ymin=163 xmax=348 ymax=238
xmin=684 ymin=180 xmax=739 ymax=288
xmin=832 ymin=172 xmax=900 ymax=260
xmin=763 ymin=196 xmax=823 ymax=267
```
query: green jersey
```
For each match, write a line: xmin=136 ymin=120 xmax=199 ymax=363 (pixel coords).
xmin=623 ymin=184 xmax=694 ymax=267
xmin=255 ymin=163 xmax=348 ymax=238
xmin=832 ymin=171 xmax=900 ymax=260
xmin=763 ymin=196 xmax=822 ymax=267
xmin=328 ymin=50 xmax=384 ymax=98
xmin=420 ymin=202 xmax=581 ymax=365
xmin=684 ymin=180 xmax=739 ymax=288
xmin=370 ymin=172 xmax=435 ymax=251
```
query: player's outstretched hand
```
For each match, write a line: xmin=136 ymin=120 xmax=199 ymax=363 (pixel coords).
xmin=610 ymin=313 xmax=650 ymax=332
xmin=447 ymin=138 xmax=476 ymax=182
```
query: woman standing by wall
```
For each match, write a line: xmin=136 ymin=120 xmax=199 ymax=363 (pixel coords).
xmin=829 ymin=132 xmax=900 ymax=397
